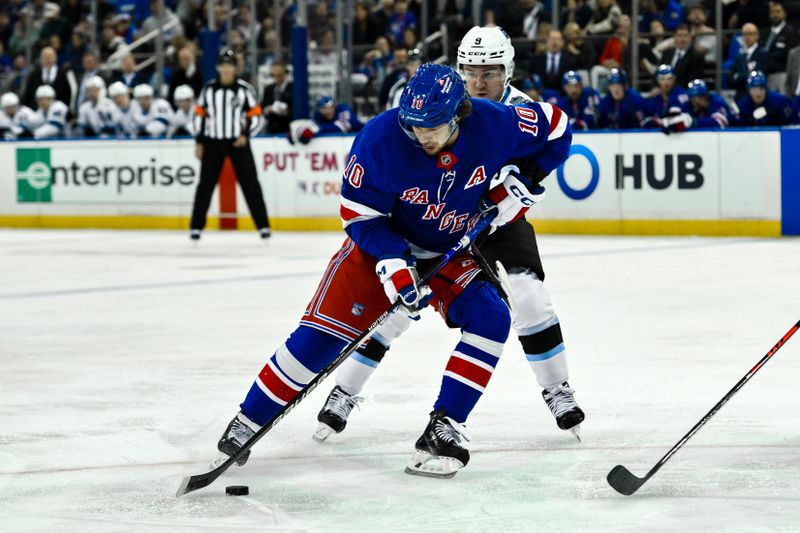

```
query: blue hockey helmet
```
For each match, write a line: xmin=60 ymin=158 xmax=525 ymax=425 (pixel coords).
xmin=562 ymin=70 xmax=582 ymax=87
xmin=656 ymin=64 xmax=675 ymax=80
xmin=521 ymin=74 xmax=544 ymax=93
xmin=746 ymin=70 xmax=767 ymax=89
xmin=687 ymin=79 xmax=709 ymax=97
xmin=315 ymin=94 xmax=335 ymax=110
xmin=607 ymin=68 xmax=628 ymax=87
xmin=398 ymin=63 xmax=466 ymax=137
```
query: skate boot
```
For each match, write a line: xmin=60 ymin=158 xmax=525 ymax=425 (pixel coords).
xmin=189 ymin=229 xmax=201 ymax=242
xmin=405 ymin=409 xmax=471 ymax=479
xmin=215 ymin=412 xmax=259 ymax=467
xmin=542 ymin=382 xmax=585 ymax=441
xmin=313 ymin=385 xmax=363 ymax=442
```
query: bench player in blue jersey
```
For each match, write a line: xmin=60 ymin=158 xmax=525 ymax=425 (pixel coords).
xmin=735 ymin=70 xmax=794 ymax=127
xmin=315 ymin=26 xmax=585 ymax=447
xmin=597 ymin=68 xmax=646 ymax=129
xmin=212 ymin=63 xmax=572 ymax=478
xmin=641 ymin=64 xmax=690 ymax=129
xmin=661 ymin=78 xmax=734 ymax=133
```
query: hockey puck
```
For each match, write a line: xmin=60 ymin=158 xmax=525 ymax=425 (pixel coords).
xmin=225 ymin=485 xmax=249 ymax=496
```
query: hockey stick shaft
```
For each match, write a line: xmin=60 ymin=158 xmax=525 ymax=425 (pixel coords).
xmin=608 ymin=319 xmax=800 ymax=494
xmin=177 ymin=212 xmax=497 ymax=496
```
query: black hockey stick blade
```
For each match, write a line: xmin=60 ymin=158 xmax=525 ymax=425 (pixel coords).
xmin=607 ymin=465 xmax=649 ymax=496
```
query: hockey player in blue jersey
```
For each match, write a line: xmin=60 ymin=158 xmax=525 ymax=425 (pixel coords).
xmin=315 ymin=25 xmax=585 ymax=446
xmin=313 ymin=94 xmax=364 ymax=134
xmin=662 ymin=78 xmax=733 ymax=133
xmin=557 ymin=71 xmax=600 ymax=130
xmin=210 ymin=64 xmax=572 ymax=478
xmin=641 ymin=64 xmax=690 ymax=129
xmin=735 ymin=71 xmax=794 ymax=127
xmin=597 ymin=68 xmax=645 ymax=129
xmin=520 ymin=74 xmax=560 ymax=105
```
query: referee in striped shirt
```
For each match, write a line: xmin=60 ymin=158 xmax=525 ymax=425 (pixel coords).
xmin=190 ymin=49 xmax=271 ymax=241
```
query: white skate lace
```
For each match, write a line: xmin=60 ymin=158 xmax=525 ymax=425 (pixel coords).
xmin=230 ymin=418 xmax=256 ymax=446
xmin=325 ymin=388 xmax=363 ymax=420
xmin=544 ymin=383 xmax=578 ymax=419
xmin=434 ymin=417 xmax=472 ymax=444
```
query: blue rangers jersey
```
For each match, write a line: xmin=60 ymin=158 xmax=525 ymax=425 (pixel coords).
xmin=556 ymin=88 xmax=600 ymax=130
xmin=641 ymin=87 xmax=690 ymax=128
xmin=313 ymin=103 xmax=365 ymax=134
xmin=735 ymin=91 xmax=794 ymax=126
xmin=339 ymin=98 xmax=571 ymax=260
xmin=690 ymin=93 xmax=733 ymax=129
xmin=597 ymin=88 xmax=645 ymax=129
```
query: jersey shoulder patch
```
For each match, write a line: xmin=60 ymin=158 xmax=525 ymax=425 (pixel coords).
xmin=508 ymin=95 xmax=529 ymax=105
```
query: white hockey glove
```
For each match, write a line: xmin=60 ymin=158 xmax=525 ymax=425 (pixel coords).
xmin=661 ymin=112 xmax=693 ymax=134
xmin=288 ymin=119 xmax=319 ymax=145
xmin=375 ymin=257 xmax=432 ymax=318
xmin=486 ymin=165 xmax=545 ymax=229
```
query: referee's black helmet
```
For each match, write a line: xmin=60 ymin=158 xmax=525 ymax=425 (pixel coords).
xmin=217 ymin=49 xmax=236 ymax=65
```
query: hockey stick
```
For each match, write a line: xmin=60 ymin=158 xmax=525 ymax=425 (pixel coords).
xmin=607 ymin=319 xmax=800 ymax=496
xmin=176 ymin=211 xmax=497 ymax=497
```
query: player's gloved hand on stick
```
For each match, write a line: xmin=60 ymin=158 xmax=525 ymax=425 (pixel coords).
xmin=486 ymin=164 xmax=545 ymax=230
xmin=375 ymin=257 xmax=432 ymax=319
xmin=661 ymin=112 xmax=693 ymax=135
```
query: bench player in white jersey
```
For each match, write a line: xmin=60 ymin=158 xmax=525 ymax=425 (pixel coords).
xmin=31 ymin=85 xmax=69 ymax=139
xmin=108 ymin=82 xmax=138 ymax=138
xmin=0 ymin=92 xmax=39 ymax=139
xmin=314 ymin=26 xmax=585 ymax=442
xmin=131 ymin=83 xmax=174 ymax=138
xmin=77 ymin=76 xmax=123 ymax=138
xmin=167 ymin=84 xmax=195 ymax=138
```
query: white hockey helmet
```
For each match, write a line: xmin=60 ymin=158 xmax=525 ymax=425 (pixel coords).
xmin=133 ymin=83 xmax=154 ymax=99
xmin=35 ymin=84 xmax=56 ymax=100
xmin=108 ymin=81 xmax=129 ymax=98
xmin=86 ymin=76 xmax=106 ymax=91
xmin=173 ymin=84 xmax=195 ymax=102
xmin=1 ymin=92 xmax=20 ymax=109
xmin=457 ymin=26 xmax=515 ymax=86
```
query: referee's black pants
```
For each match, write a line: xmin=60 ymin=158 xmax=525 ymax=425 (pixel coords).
xmin=190 ymin=139 xmax=270 ymax=231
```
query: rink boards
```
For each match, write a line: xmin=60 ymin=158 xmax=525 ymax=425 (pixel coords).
xmin=0 ymin=128 xmax=797 ymax=236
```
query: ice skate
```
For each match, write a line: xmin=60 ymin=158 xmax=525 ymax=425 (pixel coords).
xmin=313 ymin=385 xmax=363 ymax=442
xmin=405 ymin=409 xmax=471 ymax=479
xmin=542 ymin=382 xmax=584 ymax=441
xmin=215 ymin=412 xmax=259 ymax=467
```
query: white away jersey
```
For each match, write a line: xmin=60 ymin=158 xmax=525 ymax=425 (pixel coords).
xmin=33 ymin=100 xmax=69 ymax=139
xmin=78 ymin=97 xmax=124 ymax=138
xmin=131 ymin=98 xmax=174 ymax=138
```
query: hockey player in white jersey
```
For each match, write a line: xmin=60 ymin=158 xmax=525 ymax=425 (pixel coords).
xmin=32 ymin=85 xmax=69 ymax=139
xmin=314 ymin=25 xmax=585 ymax=443
xmin=131 ymin=83 xmax=173 ymax=138
xmin=0 ymin=92 xmax=39 ymax=139
xmin=167 ymin=84 xmax=195 ymax=138
xmin=77 ymin=76 xmax=122 ymax=138
xmin=108 ymin=82 xmax=138 ymax=138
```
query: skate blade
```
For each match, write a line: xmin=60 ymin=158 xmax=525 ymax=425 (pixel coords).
xmin=404 ymin=451 xmax=463 ymax=479
xmin=568 ymin=424 xmax=582 ymax=443
xmin=312 ymin=422 xmax=336 ymax=443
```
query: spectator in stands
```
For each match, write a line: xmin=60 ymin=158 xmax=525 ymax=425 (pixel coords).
xmin=9 ymin=20 xmax=36 ymax=59
xmin=32 ymin=84 xmax=68 ymax=139
xmin=656 ymin=6 xmax=716 ymax=64
xmin=259 ymin=30 xmax=279 ymax=69
xmin=168 ymin=44 xmax=202 ymax=105
xmin=75 ymin=51 xmax=103 ymax=108
xmin=379 ymin=46 xmax=409 ymax=108
xmin=660 ymin=24 xmax=705 ymax=86
xmin=309 ymin=30 xmax=337 ymax=65
xmin=563 ymin=22 xmax=596 ymax=71
xmin=2 ymin=54 xmax=29 ymax=95
xmin=521 ymin=0 xmax=550 ymax=40
xmin=762 ymin=1 xmax=797 ymax=75
xmin=528 ymin=30 xmax=575 ymax=94
xmin=596 ymin=14 xmax=632 ymax=75
xmin=387 ymin=0 xmax=417 ymax=44
xmin=402 ymin=27 xmax=419 ymax=50
xmin=115 ymin=14 xmax=137 ymax=44
xmin=0 ymin=41 xmax=10 ymax=74
xmin=0 ymin=11 xmax=11 ymax=50
xmin=167 ymin=84 xmax=194 ymax=138
xmin=731 ymin=23 xmax=769 ymax=98
xmin=358 ymin=36 xmax=393 ymax=85
xmin=0 ymin=92 xmax=38 ymax=139
xmin=557 ymin=70 xmax=600 ymax=129
xmin=108 ymin=81 xmax=137 ymax=137
xmin=23 ymin=46 xmax=72 ymax=109
xmin=139 ymin=0 xmax=184 ymax=42
xmin=586 ymin=0 xmax=621 ymax=35
xmin=309 ymin=1 xmax=334 ymax=45
xmin=77 ymin=76 xmax=122 ymax=138
xmin=386 ymin=48 xmax=422 ymax=109
xmin=99 ymin=22 xmax=125 ymax=60
xmin=113 ymin=54 xmax=148 ymax=91
xmin=641 ymin=64 xmax=690 ymax=128
xmin=728 ymin=0 xmax=770 ymax=30
xmin=131 ymin=83 xmax=174 ymax=138
xmin=736 ymin=70 xmax=794 ymax=125
xmin=261 ymin=62 xmax=293 ymax=134
xmin=597 ymin=68 xmax=645 ymax=129
xmin=560 ymin=0 xmax=594 ymax=30
xmin=39 ymin=2 xmax=70 ymax=50
xmin=63 ymin=30 xmax=89 ymax=74
xmin=643 ymin=0 xmax=685 ymax=32
xmin=520 ymin=73 xmax=560 ymax=104
xmin=353 ymin=1 xmax=381 ymax=45
xmin=374 ymin=0 xmax=396 ymax=38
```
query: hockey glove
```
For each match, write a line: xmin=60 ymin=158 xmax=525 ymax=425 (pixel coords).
xmin=486 ymin=165 xmax=545 ymax=229
xmin=661 ymin=112 xmax=693 ymax=134
xmin=376 ymin=257 xmax=432 ymax=318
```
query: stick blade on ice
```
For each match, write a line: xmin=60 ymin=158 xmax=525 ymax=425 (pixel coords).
xmin=606 ymin=465 xmax=647 ymax=496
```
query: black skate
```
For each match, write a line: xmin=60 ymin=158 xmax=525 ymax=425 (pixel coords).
xmin=214 ymin=412 xmax=259 ymax=468
xmin=542 ymin=382 xmax=585 ymax=441
xmin=313 ymin=385 xmax=363 ymax=442
xmin=405 ymin=409 xmax=471 ymax=479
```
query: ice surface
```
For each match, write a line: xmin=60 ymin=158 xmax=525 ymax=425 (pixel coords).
xmin=1 ymin=229 xmax=799 ymax=532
